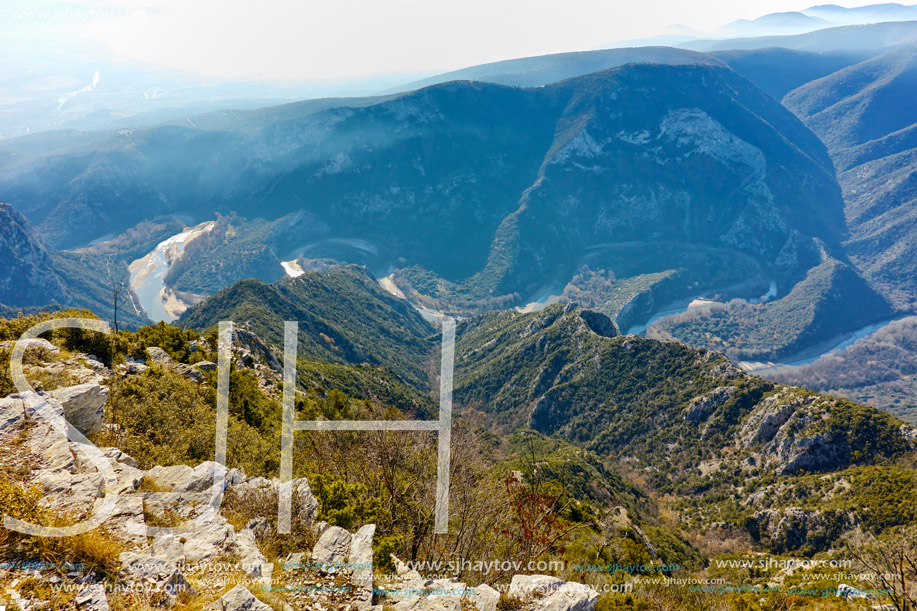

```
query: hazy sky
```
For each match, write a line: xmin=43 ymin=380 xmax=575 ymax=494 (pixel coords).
xmin=0 ymin=0 xmax=912 ymax=82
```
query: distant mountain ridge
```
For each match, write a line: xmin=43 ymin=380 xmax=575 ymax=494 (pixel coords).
xmin=783 ymin=45 xmax=917 ymax=308
xmin=0 ymin=61 xmax=885 ymax=360
xmin=383 ymin=47 xmax=722 ymax=93
xmin=680 ymin=20 xmax=917 ymax=52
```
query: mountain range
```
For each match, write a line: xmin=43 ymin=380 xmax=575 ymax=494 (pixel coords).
xmin=0 ymin=63 xmax=862 ymax=321
xmin=4 ymin=9 xmax=917 ymax=610
xmin=784 ymin=44 xmax=917 ymax=309
xmin=0 ymin=12 xmax=916 ymax=431
xmin=170 ymin=268 xmax=917 ymax=562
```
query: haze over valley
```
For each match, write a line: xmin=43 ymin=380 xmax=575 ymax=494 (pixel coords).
xmin=2 ymin=3 xmax=917 ymax=611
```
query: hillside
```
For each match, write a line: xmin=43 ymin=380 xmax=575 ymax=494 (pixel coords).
xmin=0 ymin=201 xmax=68 ymax=308
xmin=0 ymin=62 xmax=873 ymax=361
xmin=783 ymin=45 xmax=917 ymax=308
xmin=453 ymin=304 xmax=917 ymax=556
xmin=180 ymin=266 xmax=436 ymax=391
xmin=174 ymin=270 xmax=917 ymax=555
xmin=0 ymin=201 xmax=147 ymax=328
xmin=0 ymin=311 xmax=641 ymax=610
xmin=712 ymin=48 xmax=878 ymax=99
xmin=648 ymin=257 xmax=896 ymax=361
xmin=3 ymin=290 xmax=917 ymax=609
xmin=387 ymin=63 xmax=848 ymax=317
xmin=771 ymin=316 xmax=917 ymax=425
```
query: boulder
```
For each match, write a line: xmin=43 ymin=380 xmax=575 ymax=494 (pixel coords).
xmin=145 ymin=347 xmax=175 ymax=367
xmin=219 ymin=585 xmax=273 ymax=611
xmin=311 ymin=525 xmax=352 ymax=572
xmin=181 ymin=518 xmax=235 ymax=562
xmin=350 ymin=523 xmax=376 ymax=609
xmin=49 ymin=382 xmax=108 ymax=435
xmin=508 ymin=574 xmax=565 ymax=599
xmin=292 ymin=478 xmax=319 ymax=526
xmin=145 ymin=464 xmax=194 ymax=491
xmin=469 ymin=584 xmax=500 ymax=611
xmin=173 ymin=460 xmax=229 ymax=493
xmin=117 ymin=361 xmax=149 ymax=376
xmin=0 ymin=337 xmax=59 ymax=355
xmin=531 ymin=582 xmax=598 ymax=611
xmin=74 ymin=583 xmax=109 ymax=611
xmin=193 ymin=361 xmax=218 ymax=372
xmin=230 ymin=475 xmax=275 ymax=495
xmin=146 ymin=347 xmax=203 ymax=382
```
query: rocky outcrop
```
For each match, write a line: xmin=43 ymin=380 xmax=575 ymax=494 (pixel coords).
xmin=146 ymin=347 xmax=203 ymax=383
xmin=508 ymin=574 xmax=565 ymax=598
xmin=74 ymin=583 xmax=110 ymax=611
xmin=350 ymin=524 xmax=376 ymax=610
xmin=218 ymin=585 xmax=272 ymax=611
xmin=376 ymin=555 xmax=597 ymax=611
xmin=0 ymin=380 xmax=318 ymax=609
xmin=777 ymin=433 xmax=848 ymax=475
xmin=193 ymin=360 xmax=217 ymax=373
xmin=738 ymin=391 xmax=815 ymax=448
xmin=48 ymin=382 xmax=109 ymax=435
xmin=578 ymin=310 xmax=618 ymax=338
xmin=746 ymin=507 xmax=855 ymax=554
xmin=685 ymin=386 xmax=736 ymax=423
xmin=311 ymin=526 xmax=352 ymax=572
xmin=231 ymin=328 xmax=283 ymax=373
xmin=734 ymin=388 xmax=876 ymax=475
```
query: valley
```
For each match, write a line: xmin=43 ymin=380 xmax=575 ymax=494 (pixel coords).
xmin=2 ymin=6 xmax=917 ymax=611
xmin=129 ymin=221 xmax=216 ymax=323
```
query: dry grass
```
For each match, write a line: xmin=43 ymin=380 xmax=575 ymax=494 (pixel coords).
xmin=497 ymin=594 xmax=524 ymax=610
xmin=221 ymin=486 xmax=317 ymax=562
xmin=16 ymin=575 xmax=77 ymax=609
xmin=1 ymin=476 xmax=122 ymax=579
xmin=142 ymin=503 xmax=185 ymax=528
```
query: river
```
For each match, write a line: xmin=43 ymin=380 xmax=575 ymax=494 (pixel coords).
xmin=625 ymin=280 xmax=778 ymax=336
xmin=738 ymin=315 xmax=907 ymax=376
xmin=129 ymin=222 xmax=215 ymax=323
xmin=617 ymin=278 xmax=904 ymax=372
